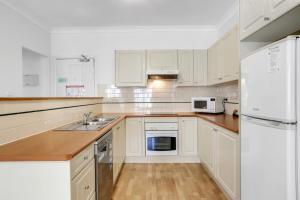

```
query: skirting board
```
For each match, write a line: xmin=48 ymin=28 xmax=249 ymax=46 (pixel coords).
xmin=125 ymin=156 xmax=201 ymax=163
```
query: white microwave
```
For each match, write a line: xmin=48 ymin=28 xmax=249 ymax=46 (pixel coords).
xmin=192 ymin=97 xmax=225 ymax=113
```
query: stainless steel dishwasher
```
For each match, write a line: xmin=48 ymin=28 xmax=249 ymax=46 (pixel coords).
xmin=94 ymin=130 xmax=113 ymax=200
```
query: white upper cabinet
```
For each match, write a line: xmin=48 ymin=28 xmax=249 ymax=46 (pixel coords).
xmin=115 ymin=50 xmax=146 ymax=87
xmin=194 ymin=50 xmax=208 ymax=86
xmin=208 ymin=43 xmax=219 ymax=85
xmin=267 ymin=0 xmax=295 ymax=19
xmin=240 ymin=0 xmax=269 ymax=40
xmin=177 ymin=50 xmax=194 ymax=86
xmin=126 ymin=118 xmax=145 ymax=157
xmin=208 ymin=26 xmax=239 ymax=85
xmin=222 ymin=26 xmax=240 ymax=82
xmin=240 ymin=0 xmax=300 ymax=40
xmin=179 ymin=117 xmax=198 ymax=156
xmin=147 ymin=50 xmax=178 ymax=71
xmin=178 ymin=50 xmax=208 ymax=86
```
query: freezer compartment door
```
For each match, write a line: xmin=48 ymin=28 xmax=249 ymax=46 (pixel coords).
xmin=241 ymin=38 xmax=296 ymax=123
xmin=241 ymin=116 xmax=296 ymax=200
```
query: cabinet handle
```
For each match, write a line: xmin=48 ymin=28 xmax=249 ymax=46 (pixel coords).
xmin=218 ymin=78 xmax=222 ymax=80
xmin=116 ymin=127 xmax=120 ymax=130
xmin=83 ymin=156 xmax=89 ymax=160
xmin=213 ymin=128 xmax=218 ymax=132
xmin=264 ymin=17 xmax=270 ymax=21
xmin=84 ymin=185 xmax=90 ymax=190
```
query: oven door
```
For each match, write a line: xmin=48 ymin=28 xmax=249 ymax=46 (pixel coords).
xmin=146 ymin=131 xmax=178 ymax=156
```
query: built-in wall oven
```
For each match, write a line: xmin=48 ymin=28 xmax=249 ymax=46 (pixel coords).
xmin=145 ymin=120 xmax=178 ymax=156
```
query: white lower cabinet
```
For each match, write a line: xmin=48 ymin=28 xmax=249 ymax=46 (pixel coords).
xmin=71 ymin=160 xmax=95 ymax=200
xmin=198 ymin=119 xmax=240 ymax=200
xmin=179 ymin=117 xmax=198 ymax=156
xmin=126 ymin=117 xmax=145 ymax=157
xmin=113 ymin=119 xmax=126 ymax=185
xmin=215 ymin=129 xmax=239 ymax=200
xmin=198 ymin=119 xmax=215 ymax=172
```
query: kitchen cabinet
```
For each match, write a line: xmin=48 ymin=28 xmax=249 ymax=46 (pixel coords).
xmin=177 ymin=50 xmax=194 ymax=86
xmin=113 ymin=119 xmax=126 ymax=185
xmin=179 ymin=117 xmax=198 ymax=156
xmin=126 ymin=118 xmax=145 ymax=157
xmin=215 ymin=128 xmax=239 ymax=200
xmin=240 ymin=0 xmax=299 ymax=40
xmin=240 ymin=0 xmax=268 ymax=40
xmin=207 ymin=26 xmax=239 ymax=85
xmin=198 ymin=119 xmax=215 ymax=172
xmin=147 ymin=50 xmax=178 ymax=71
xmin=177 ymin=50 xmax=208 ymax=86
xmin=198 ymin=119 xmax=240 ymax=200
xmin=222 ymin=26 xmax=239 ymax=82
xmin=194 ymin=50 xmax=208 ymax=85
xmin=115 ymin=50 xmax=146 ymax=87
xmin=71 ymin=160 xmax=95 ymax=200
xmin=267 ymin=0 xmax=295 ymax=19
xmin=208 ymin=43 xmax=219 ymax=85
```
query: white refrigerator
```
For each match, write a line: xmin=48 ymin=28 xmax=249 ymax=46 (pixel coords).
xmin=241 ymin=36 xmax=299 ymax=200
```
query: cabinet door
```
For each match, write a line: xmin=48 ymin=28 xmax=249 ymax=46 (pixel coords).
xmin=71 ymin=160 xmax=95 ymax=200
xmin=194 ymin=50 xmax=208 ymax=86
xmin=177 ymin=50 xmax=194 ymax=86
xmin=240 ymin=0 xmax=269 ymax=40
xmin=116 ymin=50 xmax=146 ymax=87
xmin=216 ymin=40 xmax=226 ymax=83
xmin=199 ymin=122 xmax=215 ymax=173
xmin=147 ymin=50 xmax=178 ymax=71
xmin=120 ymin=120 xmax=126 ymax=163
xmin=267 ymin=0 xmax=294 ymax=20
xmin=222 ymin=27 xmax=240 ymax=82
xmin=113 ymin=122 xmax=121 ymax=184
xmin=179 ymin=117 xmax=198 ymax=156
xmin=207 ymin=44 xmax=218 ymax=85
xmin=126 ymin=118 xmax=145 ymax=157
xmin=215 ymin=129 xmax=239 ymax=200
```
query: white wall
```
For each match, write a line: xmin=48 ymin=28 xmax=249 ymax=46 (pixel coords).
xmin=0 ymin=2 xmax=50 ymax=97
xmin=51 ymin=27 xmax=218 ymax=86
xmin=22 ymin=48 xmax=50 ymax=97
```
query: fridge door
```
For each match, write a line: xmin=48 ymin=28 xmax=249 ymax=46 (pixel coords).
xmin=241 ymin=37 xmax=296 ymax=123
xmin=241 ymin=116 xmax=296 ymax=200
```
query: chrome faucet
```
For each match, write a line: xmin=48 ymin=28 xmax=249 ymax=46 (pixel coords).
xmin=83 ymin=112 xmax=92 ymax=125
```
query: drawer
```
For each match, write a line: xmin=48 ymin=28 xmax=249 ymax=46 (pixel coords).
xmin=71 ymin=144 xmax=94 ymax=179
xmin=145 ymin=122 xmax=178 ymax=131
xmin=145 ymin=117 xmax=178 ymax=123
xmin=71 ymin=160 xmax=95 ymax=200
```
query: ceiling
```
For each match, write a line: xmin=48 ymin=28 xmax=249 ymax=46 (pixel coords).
xmin=3 ymin=0 xmax=237 ymax=28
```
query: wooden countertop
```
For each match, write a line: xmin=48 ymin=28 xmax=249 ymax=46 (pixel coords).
xmin=0 ymin=113 xmax=239 ymax=161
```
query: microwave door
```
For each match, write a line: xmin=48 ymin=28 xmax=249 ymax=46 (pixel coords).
xmin=194 ymin=101 xmax=207 ymax=109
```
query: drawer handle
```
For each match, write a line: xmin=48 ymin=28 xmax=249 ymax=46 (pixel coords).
xmin=264 ymin=17 xmax=270 ymax=21
xmin=84 ymin=185 xmax=90 ymax=190
xmin=116 ymin=127 xmax=120 ymax=130
xmin=213 ymin=128 xmax=218 ymax=132
xmin=83 ymin=156 xmax=89 ymax=160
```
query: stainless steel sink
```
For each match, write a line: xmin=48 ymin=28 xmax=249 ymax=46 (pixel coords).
xmin=55 ymin=115 xmax=119 ymax=131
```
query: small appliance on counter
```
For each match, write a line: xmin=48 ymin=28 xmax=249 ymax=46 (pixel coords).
xmin=192 ymin=97 xmax=225 ymax=113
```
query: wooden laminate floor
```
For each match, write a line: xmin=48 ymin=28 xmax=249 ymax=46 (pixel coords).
xmin=112 ymin=164 xmax=227 ymax=200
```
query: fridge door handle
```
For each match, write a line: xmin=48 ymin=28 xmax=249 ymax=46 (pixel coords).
xmin=241 ymin=115 xmax=296 ymax=130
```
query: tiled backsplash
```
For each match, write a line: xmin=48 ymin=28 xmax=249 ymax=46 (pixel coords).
xmin=99 ymin=80 xmax=239 ymax=114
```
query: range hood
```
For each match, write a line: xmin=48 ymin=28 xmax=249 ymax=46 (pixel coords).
xmin=147 ymin=69 xmax=179 ymax=80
